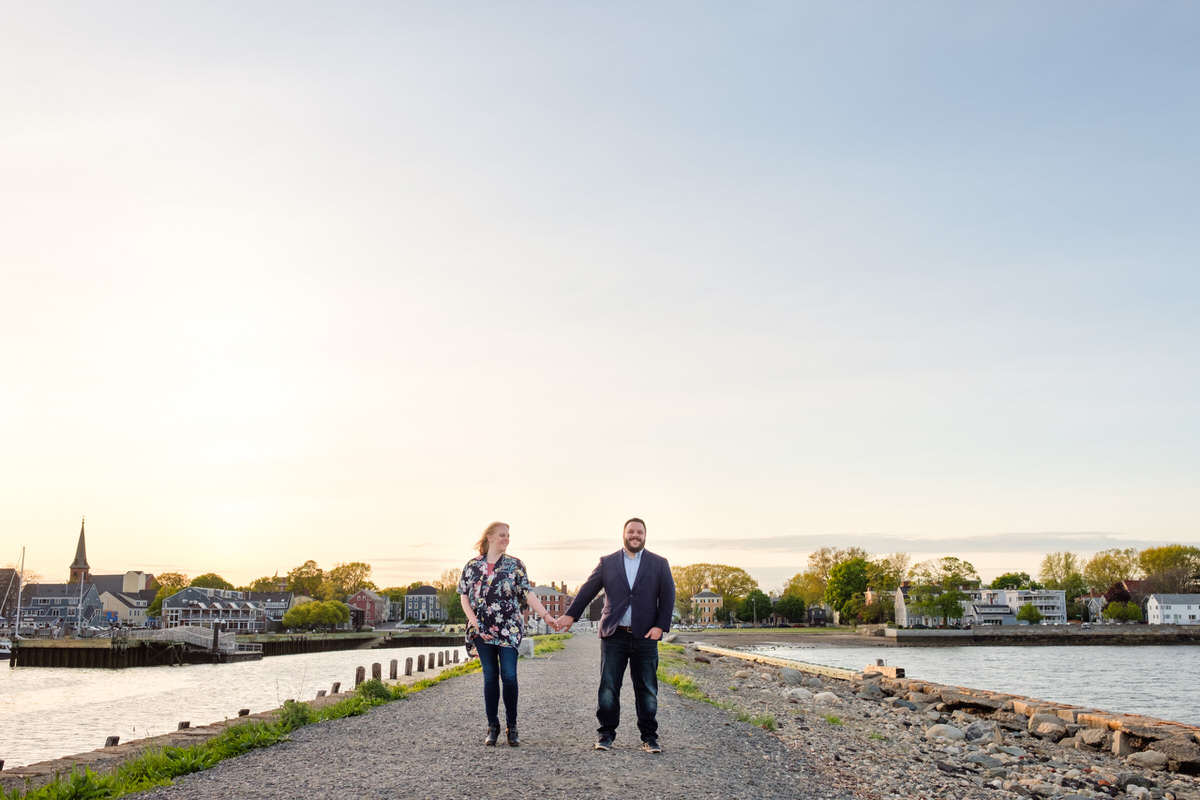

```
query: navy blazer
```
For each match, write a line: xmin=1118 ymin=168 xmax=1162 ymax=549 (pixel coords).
xmin=566 ymin=549 xmax=675 ymax=639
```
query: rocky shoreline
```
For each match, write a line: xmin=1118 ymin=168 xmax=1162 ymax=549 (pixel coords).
xmin=673 ymin=639 xmax=1200 ymax=800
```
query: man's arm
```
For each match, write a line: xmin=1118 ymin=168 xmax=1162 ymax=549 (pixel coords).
xmin=563 ymin=557 xmax=606 ymax=621
xmin=653 ymin=557 xmax=675 ymax=634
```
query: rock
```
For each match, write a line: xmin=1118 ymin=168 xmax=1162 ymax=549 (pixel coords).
xmin=734 ymin=670 xmax=750 ymax=679
xmin=693 ymin=655 xmax=710 ymax=664
xmin=1116 ymin=773 xmax=1155 ymax=790
xmin=1078 ymin=728 xmax=1111 ymax=749
xmin=992 ymin=711 xmax=1030 ymax=732
xmin=963 ymin=720 xmax=1003 ymax=746
xmin=940 ymin=691 xmax=1005 ymax=713
xmin=1127 ymin=750 xmax=1170 ymax=771
xmin=925 ymin=724 xmax=966 ymax=742
xmin=517 ymin=638 xmax=535 ymax=658
xmin=1033 ymin=721 xmax=1068 ymax=742
xmin=779 ymin=667 xmax=803 ymax=686
xmin=966 ymin=754 xmax=1004 ymax=769
xmin=803 ymin=677 xmax=823 ymax=689
xmin=1028 ymin=713 xmax=1063 ymax=733
xmin=814 ymin=691 xmax=840 ymax=704
xmin=1126 ymin=786 xmax=1152 ymax=800
xmin=858 ymin=682 xmax=885 ymax=700
xmin=784 ymin=687 xmax=813 ymax=701
xmin=1114 ymin=730 xmax=1139 ymax=757
xmin=1148 ymin=736 xmax=1200 ymax=775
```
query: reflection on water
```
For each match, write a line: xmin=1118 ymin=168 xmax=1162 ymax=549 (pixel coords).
xmin=738 ymin=642 xmax=1200 ymax=727
xmin=0 ymin=646 xmax=465 ymax=769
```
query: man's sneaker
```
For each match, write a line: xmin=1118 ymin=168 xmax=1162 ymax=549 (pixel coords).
xmin=594 ymin=736 xmax=613 ymax=751
xmin=641 ymin=738 xmax=662 ymax=754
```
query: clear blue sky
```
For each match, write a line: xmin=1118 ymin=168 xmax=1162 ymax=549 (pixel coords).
xmin=2 ymin=2 xmax=1197 ymax=592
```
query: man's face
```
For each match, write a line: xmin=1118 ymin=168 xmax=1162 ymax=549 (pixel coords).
xmin=623 ymin=521 xmax=646 ymax=554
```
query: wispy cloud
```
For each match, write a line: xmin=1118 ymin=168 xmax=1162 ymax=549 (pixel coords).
xmin=656 ymin=532 xmax=1197 ymax=556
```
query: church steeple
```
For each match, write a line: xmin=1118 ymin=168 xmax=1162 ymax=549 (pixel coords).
xmin=69 ymin=516 xmax=90 ymax=584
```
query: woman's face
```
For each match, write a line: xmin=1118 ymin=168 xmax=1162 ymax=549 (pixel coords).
xmin=488 ymin=524 xmax=511 ymax=553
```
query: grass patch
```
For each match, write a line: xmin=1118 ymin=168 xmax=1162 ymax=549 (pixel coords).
xmin=823 ymin=713 xmax=843 ymax=726
xmin=868 ymin=732 xmax=889 ymax=742
xmin=734 ymin=711 xmax=777 ymax=731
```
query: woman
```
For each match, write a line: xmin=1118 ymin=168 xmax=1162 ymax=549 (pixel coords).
xmin=458 ymin=521 xmax=558 ymax=746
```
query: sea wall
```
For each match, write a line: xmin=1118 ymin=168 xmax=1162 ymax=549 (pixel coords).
xmin=882 ymin=625 xmax=1200 ymax=647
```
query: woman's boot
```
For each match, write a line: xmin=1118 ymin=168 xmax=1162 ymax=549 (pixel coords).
xmin=485 ymin=725 xmax=501 ymax=746
xmin=506 ymin=726 xmax=520 ymax=747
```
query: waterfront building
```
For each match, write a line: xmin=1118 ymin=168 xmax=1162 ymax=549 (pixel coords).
xmin=961 ymin=603 xmax=1016 ymax=626
xmin=94 ymin=571 xmax=157 ymax=627
xmin=162 ymin=587 xmax=267 ymax=632
xmin=247 ymin=591 xmax=298 ymax=631
xmin=20 ymin=583 xmax=104 ymax=631
xmin=1146 ymin=594 xmax=1200 ymax=625
xmin=529 ymin=583 xmax=571 ymax=623
xmin=691 ymin=589 xmax=722 ymax=625
xmin=403 ymin=585 xmax=445 ymax=623
xmin=69 ymin=518 xmax=90 ymax=584
xmin=896 ymin=585 xmax=1067 ymax=627
xmin=346 ymin=589 xmax=388 ymax=627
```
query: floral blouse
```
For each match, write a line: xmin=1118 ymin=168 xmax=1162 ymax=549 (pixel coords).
xmin=458 ymin=553 xmax=532 ymax=651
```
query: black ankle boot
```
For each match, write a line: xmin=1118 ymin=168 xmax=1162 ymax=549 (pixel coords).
xmin=485 ymin=725 xmax=500 ymax=746
xmin=506 ymin=727 xmax=520 ymax=746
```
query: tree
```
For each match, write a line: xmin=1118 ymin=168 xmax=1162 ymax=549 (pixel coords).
xmin=990 ymin=572 xmax=1033 ymax=590
xmin=327 ymin=562 xmax=376 ymax=599
xmin=437 ymin=568 xmax=465 ymax=624
xmin=866 ymin=553 xmax=910 ymax=592
xmin=191 ymin=573 xmax=234 ymax=591
xmin=671 ymin=564 xmax=712 ymax=620
xmin=859 ymin=597 xmax=894 ymax=624
xmin=379 ymin=586 xmax=409 ymax=603
xmin=825 ymin=558 xmax=870 ymax=614
xmin=707 ymin=565 xmax=758 ymax=608
xmin=1103 ymin=582 xmax=1131 ymax=604
xmin=287 ymin=560 xmax=327 ymax=599
xmin=283 ymin=599 xmax=351 ymax=630
xmin=147 ymin=572 xmax=189 ymax=617
xmin=774 ymin=594 xmax=806 ymax=623
xmin=1083 ymin=549 xmax=1140 ymax=593
xmin=786 ymin=546 xmax=870 ymax=607
xmin=741 ymin=589 xmax=773 ymax=625
xmin=1016 ymin=604 xmax=1044 ymax=624
xmin=1038 ymin=551 xmax=1079 ymax=587
xmin=1102 ymin=601 xmax=1143 ymax=622
xmin=910 ymin=556 xmax=979 ymax=588
xmin=1138 ymin=545 xmax=1200 ymax=594
xmin=248 ymin=575 xmax=280 ymax=592
xmin=906 ymin=557 xmax=977 ymax=627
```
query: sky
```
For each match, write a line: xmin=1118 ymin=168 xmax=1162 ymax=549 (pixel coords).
xmin=2 ymin=2 xmax=1198 ymax=595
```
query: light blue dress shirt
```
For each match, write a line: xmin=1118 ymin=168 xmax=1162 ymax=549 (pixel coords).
xmin=618 ymin=549 xmax=643 ymax=627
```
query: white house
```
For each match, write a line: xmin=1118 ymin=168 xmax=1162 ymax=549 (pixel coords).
xmin=1146 ymin=594 xmax=1200 ymax=625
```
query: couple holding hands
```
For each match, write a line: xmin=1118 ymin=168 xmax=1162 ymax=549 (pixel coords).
xmin=457 ymin=518 xmax=676 ymax=752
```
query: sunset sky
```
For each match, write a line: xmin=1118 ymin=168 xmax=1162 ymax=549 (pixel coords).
xmin=3 ymin=3 xmax=1197 ymax=595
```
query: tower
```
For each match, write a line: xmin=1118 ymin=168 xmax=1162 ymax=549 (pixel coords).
xmin=69 ymin=516 xmax=90 ymax=584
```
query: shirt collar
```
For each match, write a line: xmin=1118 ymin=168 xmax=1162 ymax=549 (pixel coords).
xmin=623 ymin=548 xmax=643 ymax=563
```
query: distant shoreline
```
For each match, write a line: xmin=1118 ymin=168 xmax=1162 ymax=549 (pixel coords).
xmin=672 ymin=625 xmax=1200 ymax=648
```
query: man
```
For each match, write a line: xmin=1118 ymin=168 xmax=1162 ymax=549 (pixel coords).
xmin=557 ymin=517 xmax=675 ymax=753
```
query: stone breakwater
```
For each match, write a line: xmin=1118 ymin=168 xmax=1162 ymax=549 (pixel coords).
xmin=682 ymin=641 xmax=1200 ymax=800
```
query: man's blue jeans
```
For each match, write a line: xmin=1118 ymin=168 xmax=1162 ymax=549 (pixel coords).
xmin=475 ymin=638 xmax=519 ymax=728
xmin=598 ymin=630 xmax=659 ymax=741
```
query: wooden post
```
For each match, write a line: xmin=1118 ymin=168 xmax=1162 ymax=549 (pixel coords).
xmin=177 ymin=721 xmax=190 ymax=730
xmin=428 ymin=652 xmax=434 ymax=670
xmin=238 ymin=708 xmax=251 ymax=716
xmin=355 ymin=666 xmax=366 ymax=686
xmin=316 ymin=690 xmax=326 ymax=698
xmin=104 ymin=736 xmax=120 ymax=748
xmin=438 ymin=651 xmax=444 ymax=667
xmin=390 ymin=659 xmax=398 ymax=679
xmin=417 ymin=654 xmax=425 ymax=672
xmin=454 ymin=651 xmax=460 ymax=663
xmin=331 ymin=682 xmax=341 ymax=694
xmin=372 ymin=662 xmax=382 ymax=680
xmin=405 ymin=657 xmax=413 ymax=676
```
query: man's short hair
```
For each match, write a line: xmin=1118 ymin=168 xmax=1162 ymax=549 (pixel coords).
xmin=623 ymin=517 xmax=646 ymax=532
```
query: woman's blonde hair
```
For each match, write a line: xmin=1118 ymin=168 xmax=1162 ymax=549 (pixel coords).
xmin=475 ymin=521 xmax=509 ymax=556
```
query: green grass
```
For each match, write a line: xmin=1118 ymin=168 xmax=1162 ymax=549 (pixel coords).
xmin=868 ymin=732 xmax=889 ymax=742
xmin=2 ymin=638 xmax=569 ymax=800
xmin=823 ymin=713 xmax=844 ymax=726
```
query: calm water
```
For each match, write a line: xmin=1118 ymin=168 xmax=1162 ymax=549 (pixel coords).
xmin=739 ymin=642 xmax=1200 ymax=727
xmin=0 ymin=645 xmax=465 ymax=769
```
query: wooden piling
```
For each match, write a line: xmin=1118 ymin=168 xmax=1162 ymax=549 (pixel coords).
xmin=372 ymin=662 xmax=382 ymax=680
xmin=355 ymin=666 xmax=366 ymax=686
xmin=417 ymin=654 xmax=425 ymax=672
xmin=390 ymin=659 xmax=398 ymax=679
xmin=177 ymin=722 xmax=190 ymax=730
xmin=405 ymin=657 xmax=413 ymax=676
xmin=104 ymin=736 xmax=120 ymax=748
xmin=331 ymin=682 xmax=341 ymax=694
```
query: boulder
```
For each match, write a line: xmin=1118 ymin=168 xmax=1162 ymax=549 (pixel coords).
xmin=858 ymin=682 xmax=885 ymax=701
xmin=517 ymin=638 xmax=535 ymax=659
xmin=803 ymin=676 xmax=824 ymax=689
xmin=780 ymin=667 xmax=804 ymax=686
xmin=814 ymin=691 xmax=840 ymax=704
xmin=1028 ymin=713 xmax=1063 ymax=733
xmin=734 ymin=670 xmax=751 ymax=679
xmin=1115 ymin=772 xmax=1155 ymax=790
xmin=963 ymin=720 xmax=1003 ymax=746
xmin=1077 ymin=727 xmax=1111 ymax=749
xmin=1147 ymin=736 xmax=1200 ymax=774
xmin=991 ymin=711 xmax=1029 ymax=732
xmin=1127 ymin=750 xmax=1170 ymax=771
xmin=925 ymin=724 xmax=966 ymax=742
xmin=965 ymin=753 xmax=1004 ymax=770
xmin=1033 ymin=721 xmax=1069 ymax=742
xmin=784 ymin=687 xmax=813 ymax=702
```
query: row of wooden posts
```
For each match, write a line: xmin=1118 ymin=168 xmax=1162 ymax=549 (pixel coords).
xmin=86 ymin=649 xmax=460 ymax=754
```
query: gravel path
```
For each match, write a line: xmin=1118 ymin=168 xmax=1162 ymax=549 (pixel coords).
xmin=131 ymin=634 xmax=845 ymax=800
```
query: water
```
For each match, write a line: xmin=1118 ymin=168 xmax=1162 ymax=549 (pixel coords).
xmin=0 ymin=645 xmax=465 ymax=769
xmin=738 ymin=642 xmax=1200 ymax=727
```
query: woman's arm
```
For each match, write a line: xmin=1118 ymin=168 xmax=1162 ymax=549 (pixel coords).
xmin=460 ymin=593 xmax=478 ymax=629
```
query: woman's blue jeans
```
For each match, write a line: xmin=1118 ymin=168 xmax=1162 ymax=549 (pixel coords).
xmin=475 ymin=638 xmax=519 ymax=728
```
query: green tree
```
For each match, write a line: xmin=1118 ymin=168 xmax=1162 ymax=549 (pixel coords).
xmin=191 ymin=573 xmax=234 ymax=591
xmin=287 ymin=560 xmax=327 ymax=599
xmin=1016 ymin=604 xmax=1044 ymax=624
xmin=990 ymin=572 xmax=1033 ymax=590
xmin=248 ymin=575 xmax=281 ymax=592
xmin=671 ymin=563 xmax=712 ymax=620
xmin=774 ymin=594 xmax=806 ymax=623
xmin=910 ymin=556 xmax=979 ymax=588
xmin=1102 ymin=601 xmax=1143 ymax=622
xmin=147 ymin=572 xmax=189 ymax=617
xmin=437 ymin=568 xmax=465 ymax=624
xmin=1138 ymin=545 xmax=1200 ymax=594
xmin=707 ymin=565 xmax=758 ymax=609
xmin=1083 ymin=548 xmax=1140 ymax=593
xmin=866 ymin=553 xmax=910 ymax=592
xmin=741 ymin=589 xmax=773 ymax=625
xmin=859 ymin=597 xmax=893 ymax=624
xmin=825 ymin=558 xmax=870 ymax=614
xmin=327 ymin=562 xmax=376 ymax=599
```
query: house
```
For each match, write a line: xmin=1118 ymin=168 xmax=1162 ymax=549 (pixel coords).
xmin=961 ymin=603 xmax=1016 ymax=627
xmin=404 ymin=585 xmax=445 ymax=623
xmin=162 ymin=587 xmax=267 ymax=632
xmin=1145 ymin=594 xmax=1200 ymax=625
xmin=21 ymin=583 xmax=104 ymax=631
xmin=1078 ymin=592 xmax=1107 ymax=622
xmin=529 ymin=583 xmax=571 ymax=623
xmin=998 ymin=588 xmax=1068 ymax=623
xmin=247 ymin=592 xmax=297 ymax=631
xmin=95 ymin=571 xmax=157 ymax=627
xmin=896 ymin=585 xmax=1067 ymax=627
xmin=347 ymin=589 xmax=388 ymax=628
xmin=691 ymin=590 xmax=722 ymax=625
xmin=807 ymin=605 xmax=828 ymax=626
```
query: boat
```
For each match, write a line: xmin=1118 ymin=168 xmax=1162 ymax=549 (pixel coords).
xmin=0 ymin=636 xmax=11 ymax=660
